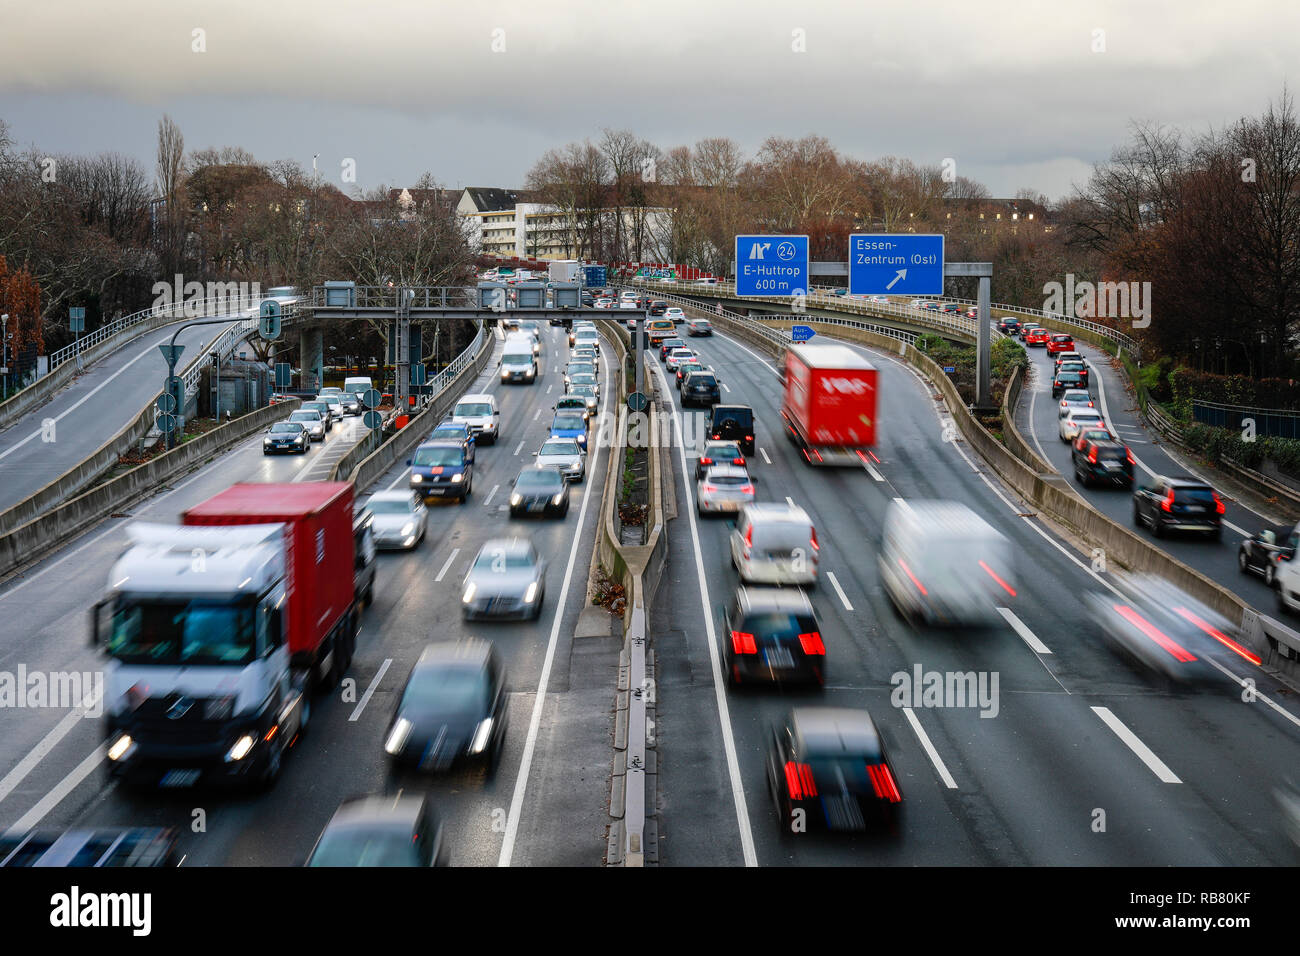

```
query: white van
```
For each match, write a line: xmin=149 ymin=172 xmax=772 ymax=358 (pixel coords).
xmin=878 ymin=499 xmax=1015 ymax=627
xmin=452 ymin=393 xmax=500 ymax=443
xmin=501 ymin=334 xmax=538 ymax=384
xmin=729 ymin=503 xmax=819 ymax=586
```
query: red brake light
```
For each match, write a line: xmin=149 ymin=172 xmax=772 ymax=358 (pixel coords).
xmin=744 ymin=525 xmax=753 ymax=548
xmin=1212 ymin=492 xmax=1226 ymax=515
xmin=980 ymin=560 xmax=1016 ymax=597
xmin=700 ymin=457 xmax=713 ymax=466
xmin=1161 ymin=488 xmax=1175 ymax=512
xmin=784 ymin=761 xmax=818 ymax=800
xmin=732 ymin=457 xmax=745 ymax=465
xmin=1087 ymin=446 xmax=1097 ymax=464
xmin=810 ymin=526 xmax=819 ymax=551
xmin=798 ymin=632 xmax=825 ymax=655
xmin=867 ymin=763 xmax=902 ymax=802
xmin=739 ymin=484 xmax=755 ymax=495
xmin=899 ymin=559 xmax=927 ymax=595
xmin=1125 ymin=448 xmax=1135 ymax=465
xmin=730 ymin=631 xmax=757 ymax=654
xmin=703 ymin=484 xmax=717 ymax=493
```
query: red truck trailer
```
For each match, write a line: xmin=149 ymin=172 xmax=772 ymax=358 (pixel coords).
xmin=781 ymin=343 xmax=878 ymax=466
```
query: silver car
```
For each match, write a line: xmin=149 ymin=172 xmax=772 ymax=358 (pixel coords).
xmin=315 ymin=395 xmax=344 ymax=422
xmin=462 ymin=538 xmax=547 ymax=621
xmin=366 ymin=490 xmax=428 ymax=550
xmin=301 ymin=401 xmax=334 ymax=431
xmin=696 ymin=464 xmax=755 ymax=516
xmin=534 ymin=437 xmax=586 ymax=482
xmin=289 ymin=409 xmax=327 ymax=441
xmin=568 ymin=385 xmax=598 ymax=413
xmin=322 ymin=387 xmax=359 ymax=415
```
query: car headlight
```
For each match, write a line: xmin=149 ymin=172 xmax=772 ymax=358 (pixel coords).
xmin=502 ymin=370 xmax=510 ymax=379
xmin=263 ymin=439 xmax=272 ymax=446
xmin=385 ymin=718 xmax=413 ymax=755
xmin=462 ymin=583 xmax=477 ymax=603
xmin=107 ymin=734 xmax=135 ymax=762
xmin=451 ymin=472 xmax=464 ymax=483
xmin=224 ymin=734 xmax=256 ymax=762
xmin=552 ymin=493 xmax=565 ymax=505
xmin=470 ymin=718 xmax=494 ymax=754
xmin=510 ymin=493 xmax=523 ymax=506
xmin=400 ymin=522 xmax=415 ymax=537
xmin=411 ymin=474 xmax=422 ymax=483
xmin=576 ymin=433 xmax=586 ymax=446
xmin=524 ymin=582 xmax=538 ymax=603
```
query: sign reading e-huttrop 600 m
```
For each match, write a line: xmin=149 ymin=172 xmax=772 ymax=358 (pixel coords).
xmin=735 ymin=235 xmax=808 ymax=297
xmin=849 ymin=233 xmax=944 ymax=296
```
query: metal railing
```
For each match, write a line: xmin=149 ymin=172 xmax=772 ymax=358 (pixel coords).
xmin=179 ymin=318 xmax=259 ymax=399
xmin=918 ymin=293 xmax=1143 ymax=359
xmin=306 ymin=286 xmax=479 ymax=311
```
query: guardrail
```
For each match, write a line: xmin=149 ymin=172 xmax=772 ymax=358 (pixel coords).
xmin=304 ymin=286 xmax=479 ymax=311
xmin=0 ymin=399 xmax=299 ymax=580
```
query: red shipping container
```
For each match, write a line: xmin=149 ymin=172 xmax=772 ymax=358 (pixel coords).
xmin=182 ymin=482 xmax=354 ymax=659
xmin=783 ymin=344 xmax=878 ymax=448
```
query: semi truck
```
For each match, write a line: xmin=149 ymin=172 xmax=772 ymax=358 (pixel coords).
xmin=93 ymin=482 xmax=363 ymax=790
xmin=780 ymin=342 xmax=878 ymax=466
xmin=548 ymin=260 xmax=583 ymax=284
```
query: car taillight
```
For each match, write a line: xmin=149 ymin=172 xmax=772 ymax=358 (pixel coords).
xmin=1161 ymin=488 xmax=1175 ymax=512
xmin=899 ymin=559 xmax=927 ymax=595
xmin=730 ymin=631 xmax=757 ymax=654
xmin=703 ymin=484 xmax=717 ymax=493
xmin=1126 ymin=448 xmax=1135 ymax=465
xmin=810 ymin=527 xmax=819 ymax=551
xmin=732 ymin=457 xmax=745 ymax=465
xmin=744 ymin=525 xmax=753 ymax=548
xmin=1087 ymin=446 xmax=1097 ymax=464
xmin=739 ymin=484 xmax=754 ymax=495
xmin=700 ymin=457 xmax=713 ymax=466
xmin=798 ymin=632 xmax=825 ymax=655
xmin=784 ymin=761 xmax=818 ymax=800
xmin=867 ymin=763 xmax=902 ymax=802
xmin=1213 ymin=492 xmax=1226 ymax=515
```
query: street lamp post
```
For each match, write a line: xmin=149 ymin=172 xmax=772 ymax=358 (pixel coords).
xmin=211 ymin=350 xmax=221 ymax=422
xmin=0 ymin=314 xmax=8 ymax=401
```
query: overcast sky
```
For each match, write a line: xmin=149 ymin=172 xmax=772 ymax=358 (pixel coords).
xmin=0 ymin=0 xmax=1294 ymax=202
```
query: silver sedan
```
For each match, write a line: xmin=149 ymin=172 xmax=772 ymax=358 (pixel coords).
xmin=462 ymin=538 xmax=547 ymax=621
xmin=696 ymin=464 xmax=755 ymax=517
xmin=534 ymin=437 xmax=586 ymax=482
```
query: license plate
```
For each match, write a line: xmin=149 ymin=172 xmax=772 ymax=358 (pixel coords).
xmin=528 ymin=502 xmax=546 ymax=512
xmin=764 ymin=646 xmax=794 ymax=668
xmin=1185 ymin=505 xmax=1205 ymax=513
xmin=429 ymin=488 xmax=446 ymax=495
xmin=160 ymin=769 xmax=200 ymax=788
xmin=1102 ymin=461 xmax=1120 ymax=470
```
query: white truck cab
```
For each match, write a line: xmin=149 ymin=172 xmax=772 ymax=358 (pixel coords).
xmin=452 ymin=393 xmax=500 ymax=444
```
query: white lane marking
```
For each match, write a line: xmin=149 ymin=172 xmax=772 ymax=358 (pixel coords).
xmin=533 ymin=408 xmax=541 ymax=421
xmin=499 ymin=342 xmax=612 ymax=866
xmin=546 ymin=384 xmax=553 ymax=394
xmin=759 ymin=448 xmax=772 ymax=465
xmin=721 ymin=382 xmax=731 ymax=393
xmin=434 ymin=547 xmax=461 ymax=582
xmin=651 ymin=356 xmax=757 ymax=866
xmin=0 ymin=321 xmax=234 ymax=464
xmin=997 ymin=607 xmax=1053 ymax=654
xmin=1091 ymin=706 xmax=1181 ymax=783
xmin=784 ymin=496 xmax=795 ymax=507
xmin=6 ymin=744 xmax=106 ymax=834
xmin=0 ymin=688 xmax=101 ymax=807
xmin=483 ymin=484 xmax=499 ymax=507
xmin=865 ymin=461 xmax=885 ymax=481
xmin=902 ymin=708 xmax=958 ymax=790
xmin=349 ymin=658 xmax=393 ymax=722
xmin=1028 ymin=364 xmax=1051 ymax=465
xmin=826 ymin=571 xmax=854 ymax=611
xmin=513 ymin=440 xmax=525 ymax=456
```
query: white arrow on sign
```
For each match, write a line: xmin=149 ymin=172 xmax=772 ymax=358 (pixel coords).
xmin=885 ymin=269 xmax=907 ymax=290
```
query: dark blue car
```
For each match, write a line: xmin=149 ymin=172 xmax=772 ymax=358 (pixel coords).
xmin=409 ymin=441 xmax=474 ymax=502
xmin=550 ymin=412 xmax=588 ymax=452
xmin=428 ymin=420 xmax=476 ymax=463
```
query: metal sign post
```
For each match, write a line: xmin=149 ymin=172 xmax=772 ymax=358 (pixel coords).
xmin=70 ymin=307 xmax=85 ymax=372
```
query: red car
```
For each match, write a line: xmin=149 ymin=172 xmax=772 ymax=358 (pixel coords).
xmin=1046 ymin=333 xmax=1075 ymax=354
xmin=1026 ymin=327 xmax=1051 ymax=347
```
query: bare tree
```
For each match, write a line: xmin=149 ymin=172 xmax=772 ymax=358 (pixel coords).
xmin=156 ymin=115 xmax=185 ymax=274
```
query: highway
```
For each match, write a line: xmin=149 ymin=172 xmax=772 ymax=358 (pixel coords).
xmin=0 ymin=317 xmax=248 ymax=513
xmin=0 ymin=321 xmax=619 ymax=866
xmin=646 ymin=317 xmax=1300 ymax=866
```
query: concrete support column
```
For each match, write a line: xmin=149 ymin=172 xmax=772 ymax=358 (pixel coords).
xmin=302 ymin=326 xmax=324 ymax=393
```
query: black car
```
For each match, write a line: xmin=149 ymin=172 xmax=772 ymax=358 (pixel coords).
xmin=262 ymin=421 xmax=311 ymax=455
xmin=681 ymin=370 xmax=722 ymax=407
xmin=997 ymin=317 xmax=1022 ymax=334
xmin=1239 ymin=525 xmax=1295 ymax=588
xmin=658 ymin=337 xmax=686 ymax=361
xmin=1071 ymin=432 xmax=1134 ymax=488
xmin=1133 ymin=476 xmax=1224 ymax=540
xmin=510 ymin=466 xmax=570 ymax=518
xmin=648 ymin=301 xmax=668 ymax=316
xmin=1051 ymin=369 xmax=1087 ymax=398
xmin=383 ymin=639 xmax=508 ymax=773
xmin=0 ymin=827 xmax=179 ymax=867
xmin=723 ymin=586 xmax=824 ymax=686
xmin=709 ymin=404 xmax=756 ymax=455
xmin=1057 ymin=360 xmax=1090 ymax=386
xmin=306 ymin=795 xmax=447 ymax=867
xmin=766 ymin=708 xmax=901 ymax=835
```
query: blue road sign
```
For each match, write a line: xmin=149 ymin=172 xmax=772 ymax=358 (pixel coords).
xmin=791 ymin=325 xmax=816 ymax=343
xmin=69 ymin=307 xmax=85 ymax=332
xmin=849 ymin=234 xmax=944 ymax=296
xmin=735 ymin=235 xmax=808 ymax=297
xmin=943 ymin=365 xmax=956 ymax=374
xmin=274 ymin=362 xmax=293 ymax=388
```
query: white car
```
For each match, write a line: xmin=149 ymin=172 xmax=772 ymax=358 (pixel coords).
xmin=621 ymin=291 xmax=637 ymax=301
xmin=289 ymin=409 xmax=327 ymax=441
xmin=618 ymin=300 xmax=638 ymax=310
xmin=696 ymin=464 xmax=755 ymax=516
xmin=534 ymin=437 xmax=586 ymax=482
xmin=452 ymin=394 xmax=500 ymax=444
xmin=664 ymin=307 xmax=686 ymax=323
xmin=366 ymin=490 xmax=427 ymax=550
xmin=729 ymin=502 xmax=819 ymax=586
xmin=593 ymin=298 xmax=612 ymax=309
xmin=666 ymin=348 xmax=696 ymax=372
xmin=1060 ymin=408 xmax=1107 ymax=442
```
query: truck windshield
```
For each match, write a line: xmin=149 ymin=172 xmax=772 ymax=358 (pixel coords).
xmin=456 ymin=403 xmax=492 ymax=417
xmin=106 ymin=597 xmax=257 ymax=665
xmin=413 ymin=447 xmax=463 ymax=467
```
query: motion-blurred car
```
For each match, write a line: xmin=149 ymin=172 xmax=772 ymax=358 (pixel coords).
xmin=878 ymin=498 xmax=1016 ymax=627
xmin=681 ymin=370 xmax=722 ymax=407
xmin=697 ymin=463 xmax=755 ymax=516
xmin=428 ymin=420 xmax=476 ymax=462
xmin=510 ymin=466 xmax=570 ymax=518
xmin=1071 ymin=431 xmax=1135 ymax=488
xmin=462 ymin=538 xmax=547 ymax=620
xmin=1059 ymin=407 xmax=1106 ymax=441
xmin=365 ymin=490 xmax=427 ymax=550
xmin=384 ymin=639 xmax=507 ymax=773
xmin=730 ymin=502 xmax=819 ymax=587
xmin=263 ymin=421 xmax=311 ymax=454
xmin=0 ymin=827 xmax=179 ymax=867
xmin=409 ymin=441 xmax=474 ymax=501
xmin=306 ymin=795 xmax=447 ymax=867
xmin=648 ymin=301 xmax=668 ymax=316
xmin=1239 ymin=525 xmax=1295 ymax=588
xmin=658 ymin=337 xmax=686 ymax=361
xmin=996 ymin=317 xmax=1022 ymax=334
xmin=451 ymin=394 xmax=500 ymax=444
xmin=724 ymin=586 xmax=825 ymax=686
xmin=535 ymin=437 xmax=586 ymax=482
xmin=1018 ymin=322 xmax=1041 ymax=340
xmin=766 ymin=708 xmax=901 ymax=834
xmin=686 ymin=318 xmax=713 ymax=336
xmin=1133 ymin=476 xmax=1224 ymax=540
xmin=289 ymin=409 xmax=327 ymax=441
xmin=694 ymin=440 xmax=746 ymax=480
